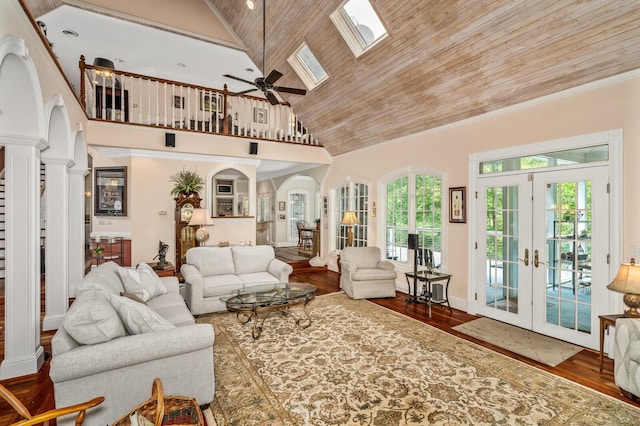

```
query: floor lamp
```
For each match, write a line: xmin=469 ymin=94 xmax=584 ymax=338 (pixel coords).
xmin=189 ymin=208 xmax=214 ymax=246
xmin=340 ymin=211 xmax=360 ymax=247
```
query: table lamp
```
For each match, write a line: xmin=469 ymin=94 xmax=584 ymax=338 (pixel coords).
xmin=188 ymin=208 xmax=213 ymax=246
xmin=607 ymin=258 xmax=640 ymax=317
xmin=340 ymin=211 xmax=360 ymax=247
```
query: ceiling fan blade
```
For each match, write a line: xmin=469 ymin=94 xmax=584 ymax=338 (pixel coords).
xmin=229 ymin=88 xmax=258 ymax=96
xmin=265 ymin=90 xmax=280 ymax=105
xmin=223 ymin=74 xmax=256 ymax=86
xmin=264 ymin=69 xmax=283 ymax=85
xmin=273 ymin=86 xmax=307 ymax=96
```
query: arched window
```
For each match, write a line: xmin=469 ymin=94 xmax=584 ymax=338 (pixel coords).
xmin=384 ymin=171 xmax=444 ymax=267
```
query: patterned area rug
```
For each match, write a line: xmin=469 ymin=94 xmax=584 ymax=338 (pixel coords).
xmin=452 ymin=317 xmax=584 ymax=367
xmin=196 ymin=293 xmax=640 ymax=425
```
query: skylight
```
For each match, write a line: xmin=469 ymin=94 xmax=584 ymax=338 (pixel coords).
xmin=330 ymin=0 xmax=387 ymax=57
xmin=287 ymin=43 xmax=328 ymax=91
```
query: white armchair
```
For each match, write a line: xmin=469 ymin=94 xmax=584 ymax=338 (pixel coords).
xmin=614 ymin=318 xmax=640 ymax=399
xmin=339 ymin=246 xmax=397 ymax=299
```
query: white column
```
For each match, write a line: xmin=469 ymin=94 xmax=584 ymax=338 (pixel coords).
xmin=0 ymin=138 xmax=46 ymax=379
xmin=42 ymin=159 xmax=71 ymax=331
xmin=68 ymin=168 xmax=88 ymax=298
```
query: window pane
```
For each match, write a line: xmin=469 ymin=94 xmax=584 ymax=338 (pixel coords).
xmin=480 ymin=145 xmax=608 ymax=174
xmin=342 ymin=0 xmax=387 ymax=47
xmin=297 ymin=44 xmax=327 ymax=82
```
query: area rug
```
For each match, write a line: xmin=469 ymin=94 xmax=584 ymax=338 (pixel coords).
xmin=196 ymin=293 xmax=640 ymax=425
xmin=452 ymin=317 xmax=584 ymax=367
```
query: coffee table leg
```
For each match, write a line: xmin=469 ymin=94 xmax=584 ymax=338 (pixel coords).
xmin=295 ymin=303 xmax=312 ymax=329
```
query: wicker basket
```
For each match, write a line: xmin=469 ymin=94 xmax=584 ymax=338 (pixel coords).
xmin=112 ymin=378 xmax=204 ymax=426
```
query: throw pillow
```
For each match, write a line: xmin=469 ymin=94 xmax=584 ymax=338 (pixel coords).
xmin=120 ymin=291 xmax=146 ymax=304
xmin=63 ymin=289 xmax=126 ymax=344
xmin=109 ymin=294 xmax=175 ymax=335
xmin=117 ymin=264 xmax=167 ymax=302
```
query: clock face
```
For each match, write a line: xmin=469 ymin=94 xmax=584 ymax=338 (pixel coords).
xmin=195 ymin=228 xmax=209 ymax=242
xmin=181 ymin=204 xmax=194 ymax=222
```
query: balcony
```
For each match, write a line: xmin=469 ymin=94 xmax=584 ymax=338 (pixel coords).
xmin=79 ymin=56 xmax=320 ymax=146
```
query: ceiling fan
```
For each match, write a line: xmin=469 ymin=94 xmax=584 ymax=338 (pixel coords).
xmin=224 ymin=0 xmax=306 ymax=105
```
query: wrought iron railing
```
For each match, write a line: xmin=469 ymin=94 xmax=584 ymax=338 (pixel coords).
xmin=79 ymin=56 xmax=320 ymax=145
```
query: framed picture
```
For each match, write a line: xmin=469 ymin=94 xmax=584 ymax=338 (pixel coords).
xmin=449 ymin=187 xmax=466 ymax=223
xmin=173 ymin=95 xmax=184 ymax=109
xmin=253 ymin=107 xmax=268 ymax=124
xmin=200 ymin=92 xmax=219 ymax=111
xmin=279 ymin=201 xmax=286 ymax=211
xmin=95 ymin=167 xmax=127 ymax=216
xmin=278 ymin=213 xmax=286 ymax=221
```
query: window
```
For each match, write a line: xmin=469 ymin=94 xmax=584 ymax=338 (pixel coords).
xmin=331 ymin=0 xmax=388 ymax=57
xmin=335 ymin=182 xmax=369 ymax=249
xmin=287 ymin=43 xmax=328 ymax=91
xmin=289 ymin=193 xmax=306 ymax=240
xmin=257 ymin=193 xmax=270 ymax=222
xmin=385 ymin=172 xmax=443 ymax=266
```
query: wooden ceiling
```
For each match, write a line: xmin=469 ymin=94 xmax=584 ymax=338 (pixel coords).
xmin=23 ymin=1 xmax=640 ymax=156
xmin=211 ymin=0 xmax=640 ymax=156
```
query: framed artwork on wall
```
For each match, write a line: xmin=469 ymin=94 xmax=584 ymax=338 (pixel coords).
xmin=200 ymin=93 xmax=219 ymax=111
xmin=173 ymin=95 xmax=184 ymax=109
xmin=253 ymin=107 xmax=268 ymax=124
xmin=95 ymin=167 xmax=127 ymax=216
xmin=279 ymin=201 xmax=286 ymax=211
xmin=449 ymin=186 xmax=466 ymax=223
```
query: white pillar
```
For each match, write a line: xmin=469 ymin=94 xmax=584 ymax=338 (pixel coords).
xmin=0 ymin=138 xmax=46 ymax=379
xmin=42 ymin=159 xmax=71 ymax=331
xmin=68 ymin=168 xmax=88 ymax=298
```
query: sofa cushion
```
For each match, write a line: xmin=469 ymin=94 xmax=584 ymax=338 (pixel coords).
xmin=109 ymin=294 xmax=175 ymax=335
xmin=146 ymin=293 xmax=195 ymax=327
xmin=238 ymin=272 xmax=281 ymax=286
xmin=118 ymin=264 xmax=167 ymax=302
xmin=351 ymin=268 xmax=397 ymax=281
xmin=232 ymin=246 xmax=275 ymax=275
xmin=629 ymin=341 xmax=640 ymax=363
xmin=62 ymin=289 xmax=126 ymax=345
xmin=187 ymin=247 xmax=235 ymax=276
xmin=202 ymin=275 xmax=243 ymax=298
xmin=75 ymin=261 xmax=125 ymax=296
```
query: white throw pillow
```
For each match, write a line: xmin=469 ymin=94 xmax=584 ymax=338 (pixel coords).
xmin=109 ymin=294 xmax=175 ymax=335
xmin=63 ymin=289 xmax=126 ymax=344
xmin=118 ymin=264 xmax=167 ymax=302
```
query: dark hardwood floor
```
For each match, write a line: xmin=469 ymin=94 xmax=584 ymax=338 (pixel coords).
xmin=0 ymin=269 xmax=638 ymax=425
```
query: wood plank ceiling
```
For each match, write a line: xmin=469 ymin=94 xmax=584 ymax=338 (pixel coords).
xmin=212 ymin=0 xmax=640 ymax=156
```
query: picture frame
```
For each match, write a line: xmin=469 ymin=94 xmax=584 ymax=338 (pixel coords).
xmin=279 ymin=201 xmax=286 ymax=211
xmin=200 ymin=92 xmax=219 ymax=111
xmin=253 ymin=107 xmax=268 ymax=124
xmin=449 ymin=186 xmax=466 ymax=223
xmin=95 ymin=167 xmax=127 ymax=216
xmin=173 ymin=95 xmax=184 ymax=109
xmin=278 ymin=213 xmax=286 ymax=221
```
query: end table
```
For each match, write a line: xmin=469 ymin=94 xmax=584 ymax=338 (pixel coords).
xmin=599 ymin=314 xmax=624 ymax=373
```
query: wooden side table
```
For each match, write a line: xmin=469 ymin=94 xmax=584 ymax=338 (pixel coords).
xmin=599 ymin=314 xmax=624 ymax=372
xmin=150 ymin=262 xmax=176 ymax=277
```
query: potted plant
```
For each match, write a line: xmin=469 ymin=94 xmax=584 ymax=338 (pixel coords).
xmin=170 ymin=167 xmax=204 ymax=197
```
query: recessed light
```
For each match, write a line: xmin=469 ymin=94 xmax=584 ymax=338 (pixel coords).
xmin=62 ymin=29 xmax=78 ymax=37
xmin=178 ymin=63 xmax=186 ymax=68
xmin=245 ymin=68 xmax=254 ymax=73
xmin=114 ymin=58 xmax=123 ymax=63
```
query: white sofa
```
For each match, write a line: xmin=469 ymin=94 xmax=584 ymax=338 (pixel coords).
xmin=340 ymin=246 xmax=398 ymax=299
xmin=50 ymin=262 xmax=215 ymax=426
xmin=614 ymin=318 xmax=640 ymax=399
xmin=181 ymin=245 xmax=293 ymax=314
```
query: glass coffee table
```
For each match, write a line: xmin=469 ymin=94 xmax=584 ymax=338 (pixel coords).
xmin=223 ymin=282 xmax=316 ymax=339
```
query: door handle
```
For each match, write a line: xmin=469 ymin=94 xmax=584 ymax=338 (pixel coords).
xmin=519 ymin=248 xmax=529 ymax=266
xmin=534 ymin=249 xmax=545 ymax=268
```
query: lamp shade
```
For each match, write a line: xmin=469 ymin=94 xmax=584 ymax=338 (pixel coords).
xmin=340 ymin=211 xmax=360 ymax=226
xmin=188 ymin=208 xmax=213 ymax=226
xmin=607 ymin=261 xmax=640 ymax=294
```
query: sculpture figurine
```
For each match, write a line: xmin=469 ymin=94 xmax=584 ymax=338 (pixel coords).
xmin=153 ymin=241 xmax=169 ymax=268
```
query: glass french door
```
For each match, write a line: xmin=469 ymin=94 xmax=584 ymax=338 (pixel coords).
xmin=476 ymin=167 xmax=609 ymax=349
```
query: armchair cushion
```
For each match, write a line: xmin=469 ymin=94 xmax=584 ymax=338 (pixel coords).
xmin=340 ymin=246 xmax=397 ymax=299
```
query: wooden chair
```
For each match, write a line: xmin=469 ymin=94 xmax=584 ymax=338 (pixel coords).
xmin=0 ymin=384 xmax=104 ymax=426
xmin=296 ymin=221 xmax=313 ymax=250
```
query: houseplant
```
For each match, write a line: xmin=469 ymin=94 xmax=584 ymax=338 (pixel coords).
xmin=170 ymin=168 xmax=204 ymax=196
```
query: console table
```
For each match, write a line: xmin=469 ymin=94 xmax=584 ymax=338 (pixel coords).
xmin=405 ymin=270 xmax=452 ymax=318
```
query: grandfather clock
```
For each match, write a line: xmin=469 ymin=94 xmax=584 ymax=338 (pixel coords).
xmin=175 ymin=192 xmax=202 ymax=274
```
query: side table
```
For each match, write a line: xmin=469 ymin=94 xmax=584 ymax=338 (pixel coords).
xmin=150 ymin=262 xmax=176 ymax=277
xmin=405 ymin=270 xmax=452 ymax=318
xmin=599 ymin=314 xmax=624 ymax=373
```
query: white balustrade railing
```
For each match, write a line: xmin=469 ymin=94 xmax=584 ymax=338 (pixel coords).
xmin=79 ymin=56 xmax=319 ymax=145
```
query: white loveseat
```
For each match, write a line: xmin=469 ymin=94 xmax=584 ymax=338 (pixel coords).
xmin=340 ymin=246 xmax=398 ymax=299
xmin=614 ymin=318 xmax=640 ymax=398
xmin=50 ymin=262 xmax=215 ymax=426
xmin=181 ymin=245 xmax=293 ymax=314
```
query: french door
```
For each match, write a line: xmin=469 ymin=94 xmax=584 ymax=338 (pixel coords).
xmin=476 ymin=166 xmax=609 ymax=349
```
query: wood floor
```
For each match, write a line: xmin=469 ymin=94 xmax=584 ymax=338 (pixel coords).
xmin=0 ymin=270 xmax=638 ymax=424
